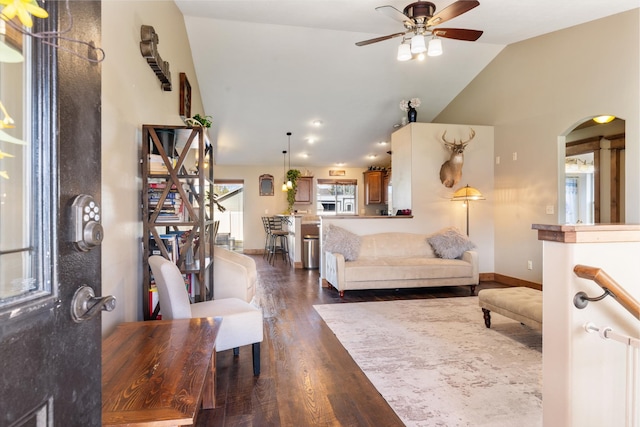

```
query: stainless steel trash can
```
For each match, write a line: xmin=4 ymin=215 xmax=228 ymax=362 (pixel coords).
xmin=302 ymin=235 xmax=319 ymax=269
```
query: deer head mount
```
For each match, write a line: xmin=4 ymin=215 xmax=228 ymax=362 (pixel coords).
xmin=439 ymin=128 xmax=475 ymax=188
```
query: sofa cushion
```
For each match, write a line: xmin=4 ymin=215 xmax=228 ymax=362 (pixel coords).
xmin=323 ymin=224 xmax=361 ymax=261
xmin=344 ymin=257 xmax=472 ymax=282
xmin=427 ymin=227 xmax=475 ymax=259
xmin=358 ymin=232 xmax=436 ymax=259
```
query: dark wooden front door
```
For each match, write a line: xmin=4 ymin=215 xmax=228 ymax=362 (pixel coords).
xmin=0 ymin=2 xmax=103 ymax=425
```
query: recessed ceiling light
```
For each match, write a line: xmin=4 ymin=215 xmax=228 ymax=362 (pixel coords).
xmin=307 ymin=137 xmax=315 ymax=144
xmin=336 ymin=162 xmax=345 ymax=166
xmin=312 ymin=120 xmax=323 ymax=127
xmin=368 ymin=154 xmax=377 ymax=159
xmin=378 ymin=141 xmax=388 ymax=145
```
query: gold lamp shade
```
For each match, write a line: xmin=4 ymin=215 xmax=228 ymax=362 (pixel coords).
xmin=451 ymin=185 xmax=485 ymax=201
xmin=451 ymin=185 xmax=484 ymax=235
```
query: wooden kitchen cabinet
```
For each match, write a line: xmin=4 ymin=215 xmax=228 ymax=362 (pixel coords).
xmin=364 ymin=170 xmax=386 ymax=205
xmin=295 ymin=176 xmax=313 ymax=204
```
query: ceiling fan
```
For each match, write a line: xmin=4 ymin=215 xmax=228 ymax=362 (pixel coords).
xmin=356 ymin=0 xmax=483 ymax=59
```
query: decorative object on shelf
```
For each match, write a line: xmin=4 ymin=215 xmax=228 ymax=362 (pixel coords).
xmin=185 ymin=113 xmax=212 ymax=128
xmin=179 ymin=73 xmax=191 ymax=120
xmin=439 ymin=128 xmax=475 ymax=188
xmin=259 ymin=174 xmax=274 ymax=196
xmin=400 ymin=98 xmax=421 ymax=123
xmin=140 ymin=25 xmax=172 ymax=91
xmin=451 ymin=184 xmax=484 ymax=236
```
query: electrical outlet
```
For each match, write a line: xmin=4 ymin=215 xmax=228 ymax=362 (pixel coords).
xmin=512 ymin=152 xmax=518 ymax=161
xmin=527 ymin=260 xmax=533 ymax=270
xmin=546 ymin=205 xmax=554 ymax=215
xmin=495 ymin=156 xmax=501 ymax=165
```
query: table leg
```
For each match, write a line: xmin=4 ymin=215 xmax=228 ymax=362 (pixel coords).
xmin=202 ymin=347 xmax=216 ymax=409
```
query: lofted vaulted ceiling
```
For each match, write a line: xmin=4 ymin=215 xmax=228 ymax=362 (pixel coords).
xmin=175 ymin=0 xmax=638 ymax=168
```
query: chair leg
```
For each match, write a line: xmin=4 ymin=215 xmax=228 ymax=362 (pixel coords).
xmin=252 ymin=342 xmax=260 ymax=376
xmin=233 ymin=347 xmax=239 ymax=356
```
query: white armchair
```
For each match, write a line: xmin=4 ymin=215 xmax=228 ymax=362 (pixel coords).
xmin=149 ymin=255 xmax=264 ymax=376
xmin=213 ymin=247 xmax=257 ymax=303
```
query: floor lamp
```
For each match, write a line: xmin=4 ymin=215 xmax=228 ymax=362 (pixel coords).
xmin=451 ymin=185 xmax=485 ymax=236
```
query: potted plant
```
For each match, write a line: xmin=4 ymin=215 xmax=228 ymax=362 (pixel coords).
xmin=177 ymin=114 xmax=212 ymax=153
xmin=185 ymin=113 xmax=213 ymax=128
xmin=286 ymin=169 xmax=301 ymax=214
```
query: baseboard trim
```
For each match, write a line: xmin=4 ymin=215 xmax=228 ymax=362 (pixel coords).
xmin=481 ymin=273 xmax=542 ymax=291
xmin=242 ymin=249 xmax=263 ymax=255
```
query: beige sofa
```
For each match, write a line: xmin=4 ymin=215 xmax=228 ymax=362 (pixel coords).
xmin=324 ymin=232 xmax=479 ymax=297
xmin=213 ymin=247 xmax=258 ymax=303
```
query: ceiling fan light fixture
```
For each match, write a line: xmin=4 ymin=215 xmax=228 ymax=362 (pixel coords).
xmin=427 ymin=37 xmax=443 ymax=56
xmin=397 ymin=42 xmax=411 ymax=61
xmin=410 ymin=35 xmax=426 ymax=54
xmin=593 ymin=115 xmax=615 ymax=124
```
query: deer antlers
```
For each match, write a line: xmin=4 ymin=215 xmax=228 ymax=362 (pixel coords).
xmin=442 ymin=128 xmax=475 ymax=150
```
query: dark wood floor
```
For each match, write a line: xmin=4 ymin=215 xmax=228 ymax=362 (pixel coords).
xmin=196 ymin=255 xmax=506 ymax=426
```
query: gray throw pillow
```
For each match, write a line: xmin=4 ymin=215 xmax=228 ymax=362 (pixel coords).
xmin=323 ymin=225 xmax=361 ymax=261
xmin=427 ymin=227 xmax=475 ymax=259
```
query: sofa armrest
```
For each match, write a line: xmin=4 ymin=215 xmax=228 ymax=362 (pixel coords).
xmin=462 ymin=250 xmax=479 ymax=285
xmin=324 ymin=251 xmax=346 ymax=291
xmin=213 ymin=247 xmax=257 ymax=303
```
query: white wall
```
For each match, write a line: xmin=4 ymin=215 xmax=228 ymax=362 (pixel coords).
xmin=435 ymin=10 xmax=640 ymax=284
xmin=101 ymin=1 xmax=205 ymax=334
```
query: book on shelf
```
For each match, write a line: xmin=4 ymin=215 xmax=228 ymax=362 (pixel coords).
xmin=149 ymin=233 xmax=179 ymax=263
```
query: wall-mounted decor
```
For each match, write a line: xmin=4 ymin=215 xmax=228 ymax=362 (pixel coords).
xmin=439 ymin=128 xmax=475 ymax=188
xmin=179 ymin=73 xmax=191 ymax=119
xmin=140 ymin=25 xmax=172 ymax=91
xmin=259 ymin=174 xmax=274 ymax=196
xmin=329 ymin=170 xmax=346 ymax=176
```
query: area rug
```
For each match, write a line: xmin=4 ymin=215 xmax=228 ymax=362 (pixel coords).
xmin=313 ymin=297 xmax=542 ymax=427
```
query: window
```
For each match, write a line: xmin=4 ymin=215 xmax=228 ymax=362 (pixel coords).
xmin=213 ymin=180 xmax=244 ymax=251
xmin=316 ymin=179 xmax=357 ymax=215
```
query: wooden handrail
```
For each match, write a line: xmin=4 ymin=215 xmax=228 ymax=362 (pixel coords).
xmin=574 ymin=265 xmax=640 ymax=320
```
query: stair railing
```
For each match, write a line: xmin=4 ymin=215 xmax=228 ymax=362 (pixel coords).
xmin=573 ymin=264 xmax=640 ymax=320
xmin=573 ymin=264 xmax=639 ymax=427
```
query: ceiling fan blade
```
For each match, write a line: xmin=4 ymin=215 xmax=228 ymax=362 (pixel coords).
xmin=432 ymin=28 xmax=483 ymax=42
xmin=355 ymin=32 xmax=407 ymax=47
xmin=375 ymin=5 xmax=413 ymax=25
xmin=427 ymin=0 xmax=480 ymax=27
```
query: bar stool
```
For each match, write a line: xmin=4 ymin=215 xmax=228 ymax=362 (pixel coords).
xmin=261 ymin=217 xmax=271 ymax=259
xmin=267 ymin=216 xmax=289 ymax=265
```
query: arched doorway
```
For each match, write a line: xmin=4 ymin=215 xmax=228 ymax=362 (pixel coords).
xmin=559 ymin=116 xmax=625 ymax=224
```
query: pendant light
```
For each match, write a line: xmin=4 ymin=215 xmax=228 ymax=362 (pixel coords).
xmin=281 ymin=150 xmax=288 ymax=192
xmin=286 ymin=132 xmax=293 ymax=189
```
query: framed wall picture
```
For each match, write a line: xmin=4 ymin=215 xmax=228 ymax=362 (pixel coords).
xmin=259 ymin=174 xmax=274 ymax=196
xmin=179 ymin=72 xmax=191 ymax=120
xmin=329 ymin=169 xmax=346 ymax=176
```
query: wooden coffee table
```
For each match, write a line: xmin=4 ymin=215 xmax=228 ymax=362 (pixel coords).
xmin=102 ymin=317 xmax=222 ymax=426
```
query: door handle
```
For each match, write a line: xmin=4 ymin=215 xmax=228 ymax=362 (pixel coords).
xmin=71 ymin=285 xmax=116 ymax=323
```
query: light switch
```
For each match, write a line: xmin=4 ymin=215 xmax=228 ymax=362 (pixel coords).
xmin=512 ymin=152 xmax=518 ymax=161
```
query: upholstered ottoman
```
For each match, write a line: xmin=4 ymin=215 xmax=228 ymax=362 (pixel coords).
xmin=478 ymin=287 xmax=542 ymax=331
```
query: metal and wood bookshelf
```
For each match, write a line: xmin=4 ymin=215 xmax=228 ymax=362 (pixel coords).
xmin=141 ymin=124 xmax=214 ymax=320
